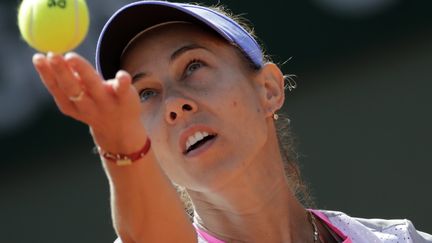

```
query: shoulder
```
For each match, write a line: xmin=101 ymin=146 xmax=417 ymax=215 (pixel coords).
xmin=319 ymin=210 xmax=432 ymax=243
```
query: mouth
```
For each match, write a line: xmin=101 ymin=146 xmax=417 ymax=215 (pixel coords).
xmin=183 ymin=131 xmax=217 ymax=155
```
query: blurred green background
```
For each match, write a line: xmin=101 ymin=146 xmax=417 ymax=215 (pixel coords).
xmin=1 ymin=0 xmax=431 ymax=242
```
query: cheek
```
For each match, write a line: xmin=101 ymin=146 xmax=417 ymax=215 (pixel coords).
xmin=225 ymin=84 xmax=263 ymax=119
xmin=142 ymin=113 xmax=184 ymax=176
xmin=230 ymin=85 xmax=266 ymax=127
xmin=142 ymin=113 xmax=170 ymax=157
xmin=216 ymin=84 xmax=267 ymax=143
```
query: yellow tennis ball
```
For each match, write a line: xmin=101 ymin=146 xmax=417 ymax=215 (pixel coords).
xmin=18 ymin=0 xmax=90 ymax=53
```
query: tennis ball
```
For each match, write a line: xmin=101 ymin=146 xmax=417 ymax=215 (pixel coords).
xmin=18 ymin=0 xmax=90 ymax=53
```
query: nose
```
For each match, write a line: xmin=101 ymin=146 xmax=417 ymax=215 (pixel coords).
xmin=164 ymin=96 xmax=198 ymax=124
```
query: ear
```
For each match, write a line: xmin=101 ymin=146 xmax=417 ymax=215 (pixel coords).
xmin=254 ymin=63 xmax=285 ymax=118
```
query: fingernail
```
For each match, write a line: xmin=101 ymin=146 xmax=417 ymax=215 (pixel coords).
xmin=64 ymin=52 xmax=75 ymax=60
xmin=32 ymin=53 xmax=44 ymax=63
xmin=116 ymin=70 xmax=130 ymax=78
xmin=115 ymin=70 xmax=124 ymax=78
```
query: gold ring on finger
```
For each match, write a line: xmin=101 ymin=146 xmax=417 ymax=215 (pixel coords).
xmin=69 ymin=90 xmax=84 ymax=102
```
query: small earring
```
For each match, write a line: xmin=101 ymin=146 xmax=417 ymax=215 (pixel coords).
xmin=273 ymin=113 xmax=279 ymax=120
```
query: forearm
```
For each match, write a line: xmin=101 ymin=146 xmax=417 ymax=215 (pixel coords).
xmin=32 ymin=52 xmax=195 ymax=243
xmin=102 ymin=150 xmax=197 ymax=243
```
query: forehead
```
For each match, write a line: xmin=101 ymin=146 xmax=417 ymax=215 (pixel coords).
xmin=120 ymin=23 xmax=229 ymax=64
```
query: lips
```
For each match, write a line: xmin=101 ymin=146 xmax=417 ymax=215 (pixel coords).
xmin=179 ymin=125 xmax=217 ymax=155
xmin=186 ymin=132 xmax=216 ymax=153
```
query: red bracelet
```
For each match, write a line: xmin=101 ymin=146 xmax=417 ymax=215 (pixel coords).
xmin=98 ymin=138 xmax=151 ymax=166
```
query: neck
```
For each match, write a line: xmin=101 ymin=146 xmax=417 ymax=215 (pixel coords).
xmin=187 ymin=124 xmax=315 ymax=243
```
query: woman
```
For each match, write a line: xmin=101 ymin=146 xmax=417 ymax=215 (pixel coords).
xmin=32 ymin=1 xmax=431 ymax=242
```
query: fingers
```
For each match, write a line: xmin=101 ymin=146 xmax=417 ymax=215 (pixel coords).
xmin=65 ymin=52 xmax=107 ymax=103
xmin=46 ymin=52 xmax=99 ymax=122
xmin=33 ymin=53 xmax=58 ymax=94
xmin=49 ymin=52 xmax=133 ymax=104
xmin=33 ymin=52 xmax=139 ymax=128
xmin=33 ymin=53 xmax=79 ymax=117
xmin=47 ymin=52 xmax=83 ymax=99
xmin=114 ymin=70 xmax=133 ymax=98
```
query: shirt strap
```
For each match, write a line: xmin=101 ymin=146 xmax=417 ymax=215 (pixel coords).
xmin=309 ymin=209 xmax=352 ymax=243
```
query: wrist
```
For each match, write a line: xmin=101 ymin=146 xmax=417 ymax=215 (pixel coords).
xmin=98 ymin=137 xmax=151 ymax=166
xmin=90 ymin=122 xmax=147 ymax=154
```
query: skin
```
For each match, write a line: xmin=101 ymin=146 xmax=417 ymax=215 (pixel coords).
xmin=121 ymin=23 xmax=277 ymax=191
xmin=121 ymin=23 xmax=313 ymax=242
xmin=33 ymin=23 xmax=330 ymax=242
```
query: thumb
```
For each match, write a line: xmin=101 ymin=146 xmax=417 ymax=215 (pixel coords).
xmin=112 ymin=70 xmax=132 ymax=97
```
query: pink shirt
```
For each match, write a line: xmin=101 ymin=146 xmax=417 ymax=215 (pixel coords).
xmin=194 ymin=210 xmax=350 ymax=243
xmin=193 ymin=210 xmax=432 ymax=243
xmin=115 ymin=210 xmax=432 ymax=242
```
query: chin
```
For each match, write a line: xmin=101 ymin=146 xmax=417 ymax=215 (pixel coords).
xmin=184 ymin=157 xmax=251 ymax=193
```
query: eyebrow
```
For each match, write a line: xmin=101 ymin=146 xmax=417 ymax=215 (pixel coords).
xmin=131 ymin=44 xmax=206 ymax=84
xmin=132 ymin=72 xmax=147 ymax=84
xmin=170 ymin=44 xmax=206 ymax=63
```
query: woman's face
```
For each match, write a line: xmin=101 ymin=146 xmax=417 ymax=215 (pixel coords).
xmin=121 ymin=23 xmax=270 ymax=191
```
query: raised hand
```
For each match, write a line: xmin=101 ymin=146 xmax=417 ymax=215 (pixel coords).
xmin=32 ymin=52 xmax=147 ymax=154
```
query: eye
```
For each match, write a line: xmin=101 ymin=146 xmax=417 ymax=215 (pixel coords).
xmin=184 ymin=59 xmax=204 ymax=77
xmin=138 ymin=89 xmax=157 ymax=102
